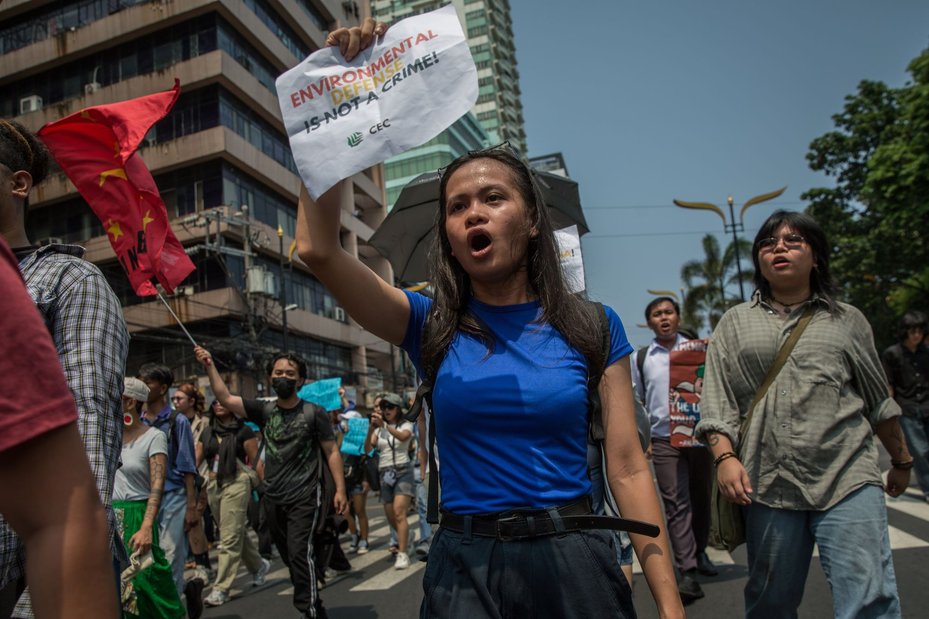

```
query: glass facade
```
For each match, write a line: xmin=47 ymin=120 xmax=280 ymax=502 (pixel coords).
xmin=1 ymin=0 xmax=308 ymax=60
xmin=372 ymin=0 xmax=523 ymax=205
xmin=0 ymin=15 xmax=282 ymax=118
xmin=4 ymin=1 xmax=393 ymax=392
xmin=0 ymin=0 xmax=150 ymax=55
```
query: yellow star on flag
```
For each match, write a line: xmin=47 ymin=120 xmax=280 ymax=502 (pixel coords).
xmin=98 ymin=168 xmax=127 ymax=187
xmin=142 ymin=210 xmax=154 ymax=231
xmin=106 ymin=219 xmax=123 ymax=241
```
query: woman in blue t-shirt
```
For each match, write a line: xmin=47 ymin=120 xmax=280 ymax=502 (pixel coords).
xmin=299 ymin=19 xmax=682 ymax=618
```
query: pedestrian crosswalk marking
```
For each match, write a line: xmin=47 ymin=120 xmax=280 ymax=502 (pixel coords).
xmin=886 ymin=494 xmax=929 ymax=520
xmin=350 ymin=560 xmax=426 ymax=591
xmin=268 ymin=512 xmax=426 ymax=596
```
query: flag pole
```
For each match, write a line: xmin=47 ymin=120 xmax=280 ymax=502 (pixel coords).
xmin=156 ymin=291 xmax=198 ymax=346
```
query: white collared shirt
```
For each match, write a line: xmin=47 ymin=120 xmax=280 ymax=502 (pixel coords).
xmin=631 ymin=334 xmax=688 ymax=439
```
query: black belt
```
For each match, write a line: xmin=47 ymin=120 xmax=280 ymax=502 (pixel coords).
xmin=440 ymin=497 xmax=660 ymax=541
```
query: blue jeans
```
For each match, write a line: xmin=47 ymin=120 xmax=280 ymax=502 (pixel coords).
xmin=415 ymin=470 xmax=433 ymax=543
xmin=744 ymin=484 xmax=901 ymax=619
xmin=899 ymin=414 xmax=929 ymax=499
xmin=158 ymin=488 xmax=190 ymax=594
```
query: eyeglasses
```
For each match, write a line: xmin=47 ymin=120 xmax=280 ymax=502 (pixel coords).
xmin=170 ymin=395 xmax=187 ymax=402
xmin=757 ymin=233 xmax=806 ymax=251
xmin=375 ymin=403 xmax=398 ymax=410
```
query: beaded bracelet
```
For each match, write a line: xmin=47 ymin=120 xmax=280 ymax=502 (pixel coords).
xmin=713 ymin=451 xmax=738 ymax=467
xmin=891 ymin=459 xmax=915 ymax=471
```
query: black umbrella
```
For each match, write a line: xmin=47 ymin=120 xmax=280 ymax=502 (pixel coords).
xmin=369 ymin=169 xmax=589 ymax=283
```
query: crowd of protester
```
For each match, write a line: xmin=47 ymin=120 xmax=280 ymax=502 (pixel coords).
xmin=2 ymin=17 xmax=928 ymax=619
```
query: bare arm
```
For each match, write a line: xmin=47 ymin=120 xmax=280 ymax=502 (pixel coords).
xmin=0 ymin=423 xmax=117 ymax=619
xmin=600 ymin=357 xmax=683 ymax=619
xmin=244 ymin=438 xmax=259 ymax=467
xmin=321 ymin=439 xmax=348 ymax=515
xmin=195 ymin=441 xmax=204 ymax=469
xmin=876 ymin=417 xmax=912 ymax=497
xmin=296 ymin=184 xmax=410 ymax=345
xmin=193 ymin=346 xmax=246 ymax=417
xmin=128 ymin=452 xmax=167 ymax=555
xmin=365 ymin=412 xmax=382 ymax=453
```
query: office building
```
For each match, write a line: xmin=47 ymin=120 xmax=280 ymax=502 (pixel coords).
xmin=372 ymin=0 xmax=525 ymax=211
xmin=0 ymin=0 xmax=406 ymax=398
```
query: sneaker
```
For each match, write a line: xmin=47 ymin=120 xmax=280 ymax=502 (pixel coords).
xmin=203 ymin=588 xmax=229 ymax=607
xmin=696 ymin=550 xmax=718 ymax=576
xmin=356 ymin=539 xmax=370 ymax=554
xmin=394 ymin=552 xmax=410 ymax=570
xmin=183 ymin=578 xmax=205 ymax=619
xmin=678 ymin=571 xmax=705 ymax=604
xmin=349 ymin=534 xmax=360 ymax=553
xmin=414 ymin=540 xmax=430 ymax=558
xmin=253 ymin=557 xmax=271 ymax=586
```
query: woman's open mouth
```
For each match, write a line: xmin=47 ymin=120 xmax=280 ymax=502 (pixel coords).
xmin=468 ymin=231 xmax=493 ymax=257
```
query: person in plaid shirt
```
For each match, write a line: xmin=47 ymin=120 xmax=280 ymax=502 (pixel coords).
xmin=0 ymin=120 xmax=129 ymax=617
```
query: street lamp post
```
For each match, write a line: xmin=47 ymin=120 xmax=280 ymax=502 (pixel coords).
xmin=277 ymin=225 xmax=288 ymax=352
xmin=673 ymin=187 xmax=786 ymax=302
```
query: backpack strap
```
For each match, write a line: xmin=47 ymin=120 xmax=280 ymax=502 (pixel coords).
xmin=636 ymin=346 xmax=647 ymax=382
xmin=587 ymin=302 xmax=611 ymax=443
xmin=166 ymin=409 xmax=180 ymax=466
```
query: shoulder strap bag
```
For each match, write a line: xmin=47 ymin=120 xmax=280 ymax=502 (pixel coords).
xmin=712 ymin=305 xmax=815 ymax=551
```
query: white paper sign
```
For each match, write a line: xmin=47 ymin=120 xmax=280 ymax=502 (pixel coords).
xmin=276 ymin=4 xmax=478 ymax=200
xmin=555 ymin=225 xmax=586 ymax=294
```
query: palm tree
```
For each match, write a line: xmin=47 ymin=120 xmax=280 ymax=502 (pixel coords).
xmin=681 ymin=235 xmax=754 ymax=332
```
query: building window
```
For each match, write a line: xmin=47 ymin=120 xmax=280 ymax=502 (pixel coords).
xmin=243 ymin=0 xmax=310 ymax=60
xmin=0 ymin=0 xmax=150 ymax=56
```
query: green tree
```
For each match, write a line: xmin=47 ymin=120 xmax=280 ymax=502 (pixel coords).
xmin=680 ymin=234 xmax=753 ymax=333
xmin=804 ymin=46 xmax=929 ymax=348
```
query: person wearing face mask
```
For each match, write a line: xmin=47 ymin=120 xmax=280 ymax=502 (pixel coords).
xmin=193 ymin=347 xmax=347 ymax=619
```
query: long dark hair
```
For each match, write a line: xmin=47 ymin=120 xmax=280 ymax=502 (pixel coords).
xmin=751 ymin=210 xmax=840 ymax=314
xmin=421 ymin=148 xmax=604 ymax=378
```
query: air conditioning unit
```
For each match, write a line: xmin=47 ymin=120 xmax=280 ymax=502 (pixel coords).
xmin=84 ymin=82 xmax=101 ymax=95
xmin=36 ymin=236 xmax=63 ymax=246
xmin=19 ymin=95 xmax=43 ymax=114
xmin=333 ymin=306 xmax=347 ymax=323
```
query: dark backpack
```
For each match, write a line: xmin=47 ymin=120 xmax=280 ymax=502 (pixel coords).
xmin=261 ymin=400 xmax=335 ymax=534
xmin=405 ymin=302 xmax=612 ymax=524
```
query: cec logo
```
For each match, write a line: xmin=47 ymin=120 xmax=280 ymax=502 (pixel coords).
xmin=347 ymin=132 xmax=363 ymax=147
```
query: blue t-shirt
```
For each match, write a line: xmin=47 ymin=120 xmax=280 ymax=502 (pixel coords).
xmin=401 ymin=290 xmax=633 ymax=514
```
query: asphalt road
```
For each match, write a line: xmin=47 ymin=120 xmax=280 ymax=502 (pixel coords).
xmin=201 ymin=477 xmax=929 ymax=618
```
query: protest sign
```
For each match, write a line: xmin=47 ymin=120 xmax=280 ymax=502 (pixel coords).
xmin=668 ymin=339 xmax=708 ymax=448
xmin=276 ymin=4 xmax=478 ymax=200
xmin=555 ymin=225 xmax=585 ymax=293
xmin=298 ymin=377 xmax=342 ymax=411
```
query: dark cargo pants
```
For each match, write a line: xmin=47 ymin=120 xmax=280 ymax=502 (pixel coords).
xmin=420 ymin=524 xmax=635 ymax=618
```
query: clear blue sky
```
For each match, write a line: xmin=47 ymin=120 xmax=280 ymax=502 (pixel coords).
xmin=509 ymin=0 xmax=929 ymax=347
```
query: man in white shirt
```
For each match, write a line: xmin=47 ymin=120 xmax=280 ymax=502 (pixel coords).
xmin=632 ymin=297 xmax=716 ymax=604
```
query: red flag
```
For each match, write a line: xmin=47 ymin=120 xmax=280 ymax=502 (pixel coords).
xmin=37 ymin=80 xmax=194 ymax=296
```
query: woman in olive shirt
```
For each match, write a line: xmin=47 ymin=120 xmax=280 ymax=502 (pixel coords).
xmin=697 ymin=210 xmax=912 ymax=619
